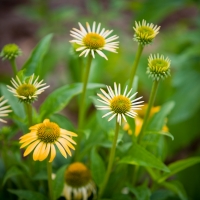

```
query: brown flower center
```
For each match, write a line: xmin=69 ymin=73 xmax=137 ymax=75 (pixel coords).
xmin=37 ymin=122 xmax=60 ymax=143
xmin=110 ymin=95 xmax=131 ymax=114
xmin=65 ymin=162 xmax=91 ymax=187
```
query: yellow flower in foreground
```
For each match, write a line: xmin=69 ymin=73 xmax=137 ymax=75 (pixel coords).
xmin=133 ymin=19 xmax=160 ymax=46
xmin=96 ymin=83 xmax=144 ymax=125
xmin=19 ymin=119 xmax=77 ymax=162
xmin=7 ymin=74 xmax=49 ymax=103
xmin=124 ymin=104 xmax=168 ymax=136
xmin=0 ymin=96 xmax=12 ymax=123
xmin=70 ymin=21 xmax=119 ymax=60
xmin=63 ymin=162 xmax=96 ymax=200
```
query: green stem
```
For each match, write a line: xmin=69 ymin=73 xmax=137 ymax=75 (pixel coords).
xmin=98 ymin=120 xmax=120 ymax=199
xmin=128 ymin=44 xmax=144 ymax=90
xmin=131 ymin=165 xmax=139 ymax=186
xmin=138 ymin=80 xmax=159 ymax=144
xmin=75 ymin=55 xmax=93 ymax=160
xmin=24 ymin=103 xmax=33 ymax=127
xmin=47 ymin=161 xmax=54 ymax=200
xmin=9 ymin=59 xmax=18 ymax=76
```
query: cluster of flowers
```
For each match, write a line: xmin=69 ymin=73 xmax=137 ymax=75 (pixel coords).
xmin=0 ymin=19 xmax=171 ymax=200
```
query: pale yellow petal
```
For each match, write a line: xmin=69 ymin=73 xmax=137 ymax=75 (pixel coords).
xmin=66 ymin=141 xmax=75 ymax=150
xmin=43 ymin=119 xmax=50 ymax=124
xmin=33 ymin=142 xmax=44 ymax=161
xmin=19 ymin=135 xmax=37 ymax=144
xmin=49 ymin=144 xmax=56 ymax=162
xmin=60 ymin=135 xmax=76 ymax=145
xmin=19 ymin=132 xmax=37 ymax=140
xmin=58 ymin=138 xmax=72 ymax=156
xmin=41 ymin=143 xmax=51 ymax=161
xmin=38 ymin=143 xmax=47 ymax=161
xmin=60 ymin=129 xmax=77 ymax=137
xmin=29 ymin=124 xmax=41 ymax=130
xmin=55 ymin=141 xmax=67 ymax=158
xmin=20 ymin=137 xmax=37 ymax=148
xmin=23 ymin=140 xmax=40 ymax=157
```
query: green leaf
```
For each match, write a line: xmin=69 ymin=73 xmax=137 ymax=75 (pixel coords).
xmin=169 ymin=66 xmax=200 ymax=123
xmin=119 ymin=142 xmax=170 ymax=172
xmin=40 ymin=83 xmax=104 ymax=119
xmin=8 ymin=189 xmax=48 ymax=200
xmin=128 ymin=184 xmax=151 ymax=200
xmin=158 ymin=157 xmax=200 ymax=183
xmin=90 ymin=148 xmax=106 ymax=187
xmin=1 ymin=84 xmax=25 ymax=118
xmin=53 ymin=165 xmax=68 ymax=199
xmin=32 ymin=170 xmax=47 ymax=181
xmin=145 ymin=131 xmax=174 ymax=141
xmin=147 ymin=101 xmax=175 ymax=131
xmin=161 ymin=180 xmax=188 ymax=200
xmin=2 ymin=166 xmax=23 ymax=186
xmin=126 ymin=117 xmax=136 ymax=142
xmin=50 ymin=114 xmax=75 ymax=132
xmin=150 ymin=189 xmax=174 ymax=200
xmin=20 ymin=34 xmax=53 ymax=77
xmin=91 ymin=96 xmax=115 ymax=132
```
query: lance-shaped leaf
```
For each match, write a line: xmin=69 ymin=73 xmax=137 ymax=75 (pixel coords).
xmin=119 ymin=142 xmax=170 ymax=172
xmin=20 ymin=34 xmax=53 ymax=77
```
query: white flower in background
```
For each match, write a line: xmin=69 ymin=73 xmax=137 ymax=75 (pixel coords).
xmin=70 ymin=21 xmax=119 ymax=60
xmin=7 ymin=74 xmax=49 ymax=103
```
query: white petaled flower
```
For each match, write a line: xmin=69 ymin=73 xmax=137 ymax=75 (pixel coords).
xmin=70 ymin=21 xmax=119 ymax=60
xmin=0 ymin=96 xmax=12 ymax=123
xmin=96 ymin=83 xmax=144 ymax=125
xmin=7 ymin=74 xmax=49 ymax=103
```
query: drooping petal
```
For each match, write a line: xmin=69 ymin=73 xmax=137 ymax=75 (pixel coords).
xmin=49 ymin=144 xmax=56 ymax=162
xmin=55 ymin=141 xmax=67 ymax=158
xmin=23 ymin=140 xmax=40 ymax=156
xmin=33 ymin=142 xmax=44 ymax=161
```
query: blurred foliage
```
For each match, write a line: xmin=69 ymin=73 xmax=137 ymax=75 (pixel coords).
xmin=0 ymin=0 xmax=200 ymax=199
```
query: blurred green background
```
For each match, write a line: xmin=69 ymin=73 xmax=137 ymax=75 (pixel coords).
xmin=0 ymin=0 xmax=200 ymax=199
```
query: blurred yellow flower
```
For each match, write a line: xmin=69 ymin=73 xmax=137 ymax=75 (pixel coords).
xmin=63 ymin=162 xmax=96 ymax=200
xmin=19 ymin=119 xmax=77 ymax=162
xmin=124 ymin=104 xmax=168 ymax=136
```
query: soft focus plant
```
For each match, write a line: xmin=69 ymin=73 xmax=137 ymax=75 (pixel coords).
xmin=0 ymin=2 xmax=200 ymax=200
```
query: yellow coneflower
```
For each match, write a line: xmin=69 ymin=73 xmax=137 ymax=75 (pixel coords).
xmin=7 ymin=74 xmax=49 ymax=103
xmin=133 ymin=19 xmax=160 ymax=46
xmin=19 ymin=119 xmax=77 ymax=162
xmin=0 ymin=96 xmax=12 ymax=123
xmin=63 ymin=162 xmax=96 ymax=200
xmin=70 ymin=21 xmax=119 ymax=60
xmin=96 ymin=83 xmax=144 ymax=125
